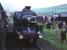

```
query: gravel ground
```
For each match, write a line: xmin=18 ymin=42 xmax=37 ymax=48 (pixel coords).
xmin=37 ymin=39 xmax=60 ymax=50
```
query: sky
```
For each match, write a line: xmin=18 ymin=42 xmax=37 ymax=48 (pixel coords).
xmin=0 ymin=0 xmax=67 ymax=12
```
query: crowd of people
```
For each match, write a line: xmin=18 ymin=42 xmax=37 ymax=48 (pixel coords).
xmin=43 ymin=15 xmax=67 ymax=43
xmin=43 ymin=16 xmax=54 ymax=29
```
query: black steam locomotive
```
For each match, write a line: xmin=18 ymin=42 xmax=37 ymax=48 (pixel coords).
xmin=13 ymin=6 xmax=43 ymax=43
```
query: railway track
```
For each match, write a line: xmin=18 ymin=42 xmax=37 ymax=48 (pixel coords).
xmin=20 ymin=44 xmax=41 ymax=50
xmin=6 ymin=42 xmax=41 ymax=50
xmin=5 ymin=33 xmax=42 ymax=50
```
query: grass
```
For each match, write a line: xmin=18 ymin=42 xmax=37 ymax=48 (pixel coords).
xmin=43 ymin=25 xmax=67 ymax=50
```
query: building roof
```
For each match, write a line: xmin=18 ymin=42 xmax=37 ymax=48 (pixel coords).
xmin=0 ymin=3 xmax=4 ymax=10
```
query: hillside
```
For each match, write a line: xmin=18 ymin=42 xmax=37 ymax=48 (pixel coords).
xmin=32 ymin=4 xmax=67 ymax=15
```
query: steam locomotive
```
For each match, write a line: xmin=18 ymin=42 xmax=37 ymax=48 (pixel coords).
xmin=13 ymin=6 xmax=43 ymax=43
